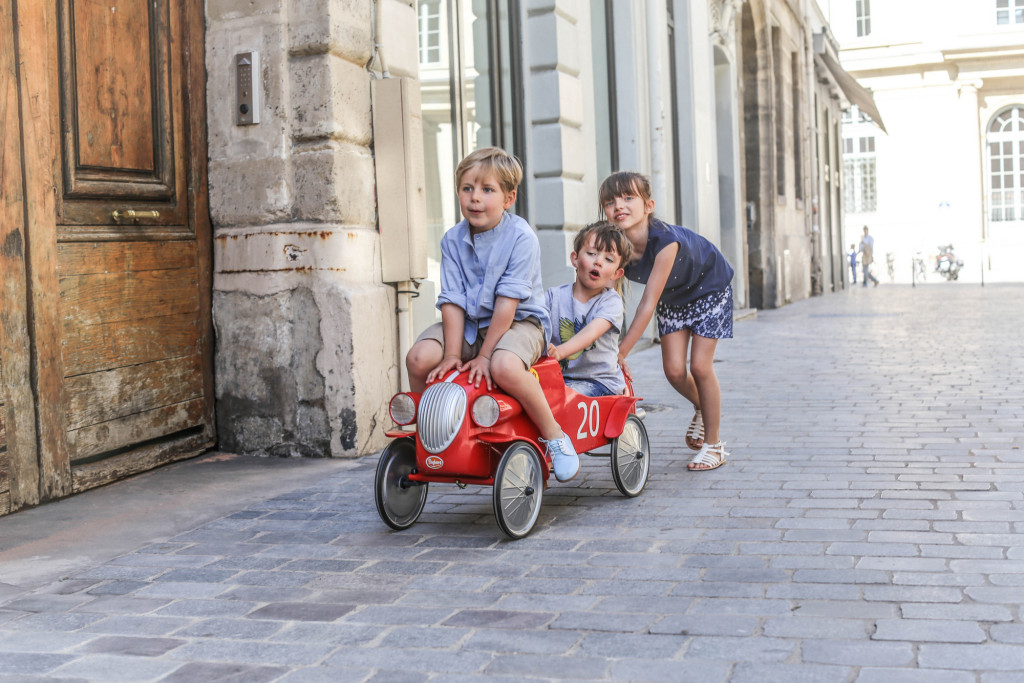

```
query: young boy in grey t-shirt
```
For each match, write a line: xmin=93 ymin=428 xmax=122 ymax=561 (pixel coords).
xmin=545 ymin=222 xmax=632 ymax=397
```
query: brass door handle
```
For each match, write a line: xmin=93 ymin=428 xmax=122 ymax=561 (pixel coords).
xmin=112 ymin=209 xmax=160 ymax=222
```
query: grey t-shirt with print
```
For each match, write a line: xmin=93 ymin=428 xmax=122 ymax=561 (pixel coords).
xmin=544 ymin=283 xmax=625 ymax=395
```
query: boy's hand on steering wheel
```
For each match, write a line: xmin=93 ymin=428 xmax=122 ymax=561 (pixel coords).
xmin=463 ymin=354 xmax=493 ymax=391
xmin=427 ymin=355 xmax=462 ymax=384
xmin=546 ymin=342 xmax=563 ymax=361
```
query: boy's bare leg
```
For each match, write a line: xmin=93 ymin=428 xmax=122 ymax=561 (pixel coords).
xmin=406 ymin=339 xmax=443 ymax=393
xmin=490 ymin=351 xmax=560 ymax=438
xmin=490 ymin=350 xmax=580 ymax=482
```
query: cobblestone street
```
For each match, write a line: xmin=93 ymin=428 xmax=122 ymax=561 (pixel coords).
xmin=1 ymin=282 xmax=1023 ymax=682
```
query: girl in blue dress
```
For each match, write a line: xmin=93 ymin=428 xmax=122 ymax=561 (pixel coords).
xmin=599 ymin=172 xmax=735 ymax=471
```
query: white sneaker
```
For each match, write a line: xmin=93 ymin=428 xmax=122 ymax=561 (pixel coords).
xmin=540 ymin=434 xmax=580 ymax=482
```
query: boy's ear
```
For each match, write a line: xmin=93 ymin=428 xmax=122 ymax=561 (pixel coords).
xmin=502 ymin=188 xmax=517 ymax=210
xmin=569 ymin=251 xmax=579 ymax=268
xmin=610 ymin=266 xmax=625 ymax=281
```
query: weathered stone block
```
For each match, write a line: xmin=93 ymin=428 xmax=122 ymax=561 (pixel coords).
xmin=290 ymin=143 xmax=376 ymax=225
xmin=207 ymin=0 xmax=283 ymax=21
xmin=287 ymin=0 xmax=371 ymax=63
xmin=289 ymin=54 xmax=372 ymax=144
xmin=208 ymin=156 xmax=293 ymax=227
xmin=214 ymin=288 xmax=330 ymax=458
xmin=205 ymin=24 xmax=289 ymax=163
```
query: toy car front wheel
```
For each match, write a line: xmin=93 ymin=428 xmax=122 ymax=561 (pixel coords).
xmin=375 ymin=438 xmax=428 ymax=530
xmin=611 ymin=414 xmax=650 ymax=497
xmin=493 ymin=441 xmax=544 ymax=539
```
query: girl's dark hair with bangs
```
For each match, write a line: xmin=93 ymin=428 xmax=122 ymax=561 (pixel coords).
xmin=573 ymin=220 xmax=632 ymax=296
xmin=598 ymin=171 xmax=654 ymax=216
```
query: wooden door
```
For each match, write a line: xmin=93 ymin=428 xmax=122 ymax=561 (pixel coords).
xmin=12 ymin=0 xmax=214 ymax=501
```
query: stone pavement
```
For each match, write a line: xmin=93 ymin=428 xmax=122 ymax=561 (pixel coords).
xmin=1 ymin=282 xmax=1022 ymax=682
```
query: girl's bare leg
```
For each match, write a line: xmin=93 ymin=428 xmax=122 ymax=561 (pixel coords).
xmin=688 ymin=335 xmax=721 ymax=466
xmin=659 ymin=331 xmax=701 ymax=407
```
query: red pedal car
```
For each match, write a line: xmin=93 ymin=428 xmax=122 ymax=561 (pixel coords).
xmin=376 ymin=357 xmax=650 ymax=538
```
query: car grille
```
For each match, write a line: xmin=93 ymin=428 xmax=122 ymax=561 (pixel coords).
xmin=419 ymin=381 xmax=467 ymax=454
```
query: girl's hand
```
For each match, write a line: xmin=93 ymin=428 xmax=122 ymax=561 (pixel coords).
xmin=617 ymin=355 xmax=633 ymax=383
xmin=427 ymin=355 xmax=462 ymax=384
xmin=546 ymin=342 xmax=562 ymax=361
xmin=463 ymin=354 xmax=493 ymax=391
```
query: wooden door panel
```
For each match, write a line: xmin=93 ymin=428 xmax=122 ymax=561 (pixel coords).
xmin=62 ymin=313 xmax=200 ymax=377
xmin=59 ymin=266 xmax=199 ymax=327
xmin=57 ymin=0 xmax=186 ymax=231
xmin=68 ymin=397 xmax=205 ymax=461
xmin=0 ymin=398 xmax=9 ymax=513
xmin=57 ymin=240 xmax=196 ymax=275
xmin=65 ymin=354 xmax=203 ymax=430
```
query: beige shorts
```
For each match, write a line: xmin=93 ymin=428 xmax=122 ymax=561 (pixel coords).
xmin=416 ymin=317 xmax=544 ymax=368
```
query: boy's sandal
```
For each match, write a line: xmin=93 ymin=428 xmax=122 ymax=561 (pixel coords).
xmin=685 ymin=410 xmax=704 ymax=451
xmin=688 ymin=441 xmax=727 ymax=471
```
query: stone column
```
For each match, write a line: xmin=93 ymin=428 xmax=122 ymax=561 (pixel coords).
xmin=206 ymin=0 xmax=400 ymax=458
xmin=526 ymin=1 xmax=590 ymax=289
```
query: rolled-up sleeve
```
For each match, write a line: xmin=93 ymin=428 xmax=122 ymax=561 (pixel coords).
xmin=436 ymin=235 xmax=467 ymax=311
xmin=495 ymin=232 xmax=539 ymax=301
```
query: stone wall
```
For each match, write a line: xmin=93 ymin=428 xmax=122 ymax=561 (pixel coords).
xmin=206 ymin=0 xmax=410 ymax=458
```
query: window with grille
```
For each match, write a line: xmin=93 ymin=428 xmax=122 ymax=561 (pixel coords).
xmin=418 ymin=0 xmax=441 ymax=64
xmin=856 ymin=0 xmax=871 ymax=37
xmin=996 ymin=0 xmax=1024 ymax=25
xmin=842 ymin=125 xmax=876 ymax=213
xmin=987 ymin=106 xmax=1024 ymax=222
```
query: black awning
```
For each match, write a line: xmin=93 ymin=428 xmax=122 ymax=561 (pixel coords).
xmin=821 ymin=51 xmax=887 ymax=134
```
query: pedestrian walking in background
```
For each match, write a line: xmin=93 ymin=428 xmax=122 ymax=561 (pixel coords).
xmin=600 ymin=171 xmax=734 ymax=472
xmin=848 ymin=243 xmax=858 ymax=284
xmin=859 ymin=225 xmax=880 ymax=287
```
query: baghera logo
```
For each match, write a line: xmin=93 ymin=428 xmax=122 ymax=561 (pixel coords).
xmin=425 ymin=455 xmax=444 ymax=470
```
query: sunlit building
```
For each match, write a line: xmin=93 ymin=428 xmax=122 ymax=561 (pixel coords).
xmin=830 ymin=0 xmax=1024 ymax=282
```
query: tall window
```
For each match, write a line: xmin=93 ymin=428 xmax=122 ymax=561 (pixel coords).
xmin=842 ymin=133 xmax=876 ymax=213
xmin=773 ymin=27 xmax=785 ymax=196
xmin=791 ymin=52 xmax=802 ymax=202
xmin=987 ymin=106 xmax=1024 ymax=222
xmin=856 ymin=0 xmax=871 ymax=37
xmin=591 ymin=1 xmax=617 ymax=182
xmin=996 ymin=0 xmax=1024 ymax=25
xmin=668 ymin=1 xmax=683 ymax=221
xmin=416 ymin=0 xmax=524 ymax=315
xmin=418 ymin=0 xmax=441 ymax=63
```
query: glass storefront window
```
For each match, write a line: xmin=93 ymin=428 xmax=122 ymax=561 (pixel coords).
xmin=416 ymin=0 xmax=523 ymax=320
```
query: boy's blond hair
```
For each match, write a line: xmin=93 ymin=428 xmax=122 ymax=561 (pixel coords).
xmin=455 ymin=147 xmax=523 ymax=195
xmin=573 ymin=220 xmax=632 ymax=297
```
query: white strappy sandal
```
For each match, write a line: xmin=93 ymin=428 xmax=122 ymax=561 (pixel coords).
xmin=686 ymin=410 xmax=704 ymax=451
xmin=688 ymin=441 xmax=728 ymax=471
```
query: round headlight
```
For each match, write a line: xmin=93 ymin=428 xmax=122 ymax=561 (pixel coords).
xmin=471 ymin=395 xmax=500 ymax=428
xmin=389 ymin=393 xmax=416 ymax=425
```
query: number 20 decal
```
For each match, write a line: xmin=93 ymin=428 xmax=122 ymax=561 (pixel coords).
xmin=576 ymin=400 xmax=600 ymax=439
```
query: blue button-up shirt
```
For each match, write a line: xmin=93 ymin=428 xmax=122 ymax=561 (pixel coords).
xmin=436 ymin=212 xmax=550 ymax=344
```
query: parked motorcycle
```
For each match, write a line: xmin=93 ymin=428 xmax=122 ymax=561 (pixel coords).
xmin=934 ymin=244 xmax=962 ymax=281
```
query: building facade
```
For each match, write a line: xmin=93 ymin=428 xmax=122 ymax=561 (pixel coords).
xmin=829 ymin=0 xmax=1024 ymax=283
xmin=0 ymin=0 xmax=868 ymax=515
xmin=206 ymin=0 xmax=861 ymax=464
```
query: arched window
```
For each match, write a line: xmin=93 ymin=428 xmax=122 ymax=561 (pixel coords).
xmin=987 ymin=106 xmax=1024 ymax=223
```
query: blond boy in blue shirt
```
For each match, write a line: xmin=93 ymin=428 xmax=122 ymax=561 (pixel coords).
xmin=405 ymin=147 xmax=580 ymax=481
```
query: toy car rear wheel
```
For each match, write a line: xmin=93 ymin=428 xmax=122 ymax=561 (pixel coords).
xmin=375 ymin=438 xmax=428 ymax=530
xmin=611 ymin=414 xmax=650 ymax=497
xmin=493 ymin=441 xmax=544 ymax=539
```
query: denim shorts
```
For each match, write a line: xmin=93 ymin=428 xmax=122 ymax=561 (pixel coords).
xmin=565 ymin=378 xmax=617 ymax=397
